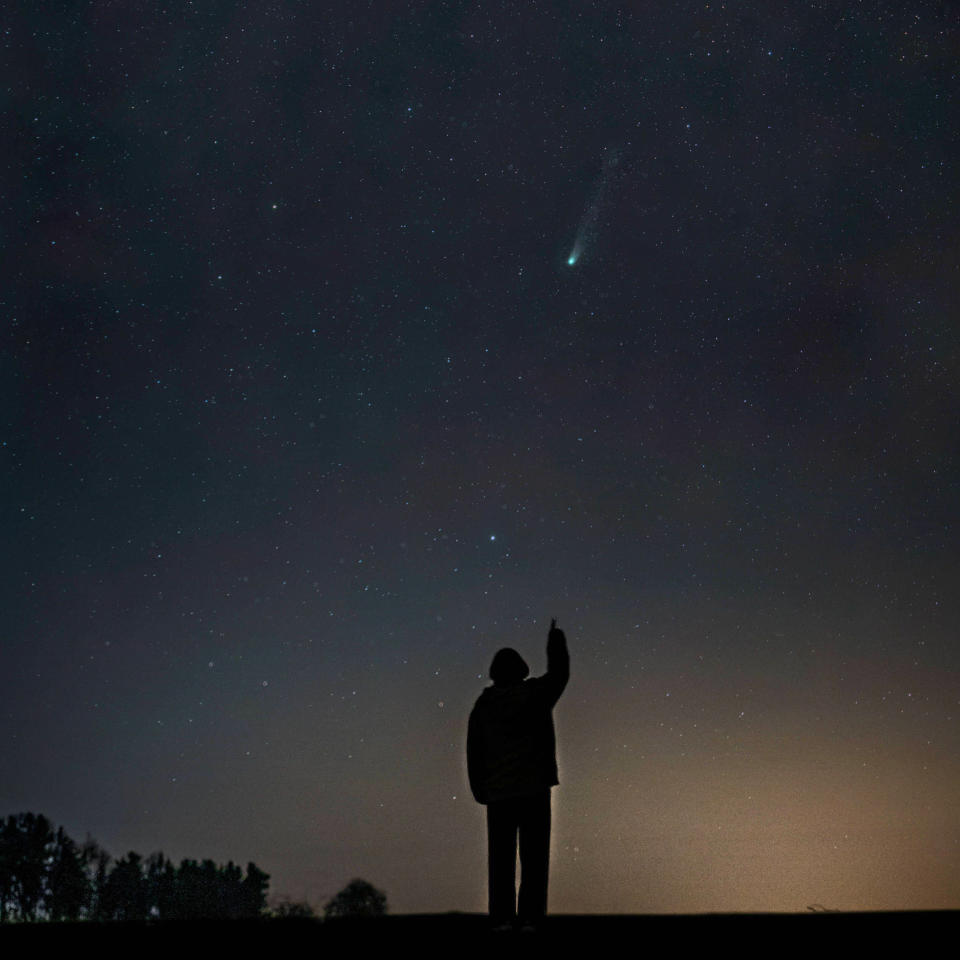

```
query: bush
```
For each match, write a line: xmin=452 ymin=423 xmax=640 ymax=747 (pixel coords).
xmin=323 ymin=879 xmax=387 ymax=919
xmin=273 ymin=898 xmax=316 ymax=918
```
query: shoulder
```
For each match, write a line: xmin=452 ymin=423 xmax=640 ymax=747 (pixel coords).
xmin=470 ymin=687 xmax=494 ymax=712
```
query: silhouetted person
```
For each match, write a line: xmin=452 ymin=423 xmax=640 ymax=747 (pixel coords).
xmin=467 ymin=619 xmax=570 ymax=931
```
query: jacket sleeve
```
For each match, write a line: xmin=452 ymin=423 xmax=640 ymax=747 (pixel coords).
xmin=543 ymin=625 xmax=570 ymax=708
xmin=466 ymin=706 xmax=488 ymax=804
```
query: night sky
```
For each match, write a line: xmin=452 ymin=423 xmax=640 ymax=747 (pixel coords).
xmin=4 ymin=2 xmax=959 ymax=915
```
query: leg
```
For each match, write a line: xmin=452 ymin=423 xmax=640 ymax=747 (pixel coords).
xmin=487 ymin=800 xmax=519 ymax=922
xmin=517 ymin=789 xmax=551 ymax=922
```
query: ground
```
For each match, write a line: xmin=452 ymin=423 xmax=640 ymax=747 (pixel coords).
xmin=0 ymin=912 xmax=953 ymax=956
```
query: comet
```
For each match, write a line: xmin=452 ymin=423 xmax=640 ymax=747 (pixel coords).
xmin=563 ymin=146 xmax=622 ymax=269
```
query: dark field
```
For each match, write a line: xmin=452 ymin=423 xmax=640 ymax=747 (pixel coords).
xmin=1 ymin=912 xmax=954 ymax=954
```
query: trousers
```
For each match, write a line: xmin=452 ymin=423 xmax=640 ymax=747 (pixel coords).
xmin=486 ymin=788 xmax=551 ymax=922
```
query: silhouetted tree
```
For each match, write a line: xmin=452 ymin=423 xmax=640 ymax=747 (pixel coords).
xmin=145 ymin=852 xmax=177 ymax=920
xmin=0 ymin=812 xmax=270 ymax=924
xmin=101 ymin=852 xmax=148 ymax=921
xmin=171 ymin=858 xmax=202 ymax=919
xmin=0 ymin=813 xmax=55 ymax=920
xmin=84 ymin=838 xmax=112 ymax=922
xmin=0 ymin=821 xmax=13 ymax=922
xmin=46 ymin=827 xmax=90 ymax=921
xmin=240 ymin=862 xmax=270 ymax=919
xmin=323 ymin=878 xmax=387 ymax=919
xmin=165 ymin=857 xmax=266 ymax=920
xmin=198 ymin=859 xmax=220 ymax=918
xmin=219 ymin=861 xmax=244 ymax=919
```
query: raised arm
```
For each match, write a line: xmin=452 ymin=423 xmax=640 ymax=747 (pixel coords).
xmin=544 ymin=618 xmax=569 ymax=707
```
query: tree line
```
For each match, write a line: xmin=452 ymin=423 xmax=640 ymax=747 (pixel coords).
xmin=0 ymin=812 xmax=269 ymax=923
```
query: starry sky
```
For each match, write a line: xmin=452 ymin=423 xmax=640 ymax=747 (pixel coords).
xmin=4 ymin=1 xmax=959 ymax=915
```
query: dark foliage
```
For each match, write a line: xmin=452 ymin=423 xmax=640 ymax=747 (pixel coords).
xmin=0 ymin=812 xmax=269 ymax=923
xmin=46 ymin=828 xmax=89 ymax=921
xmin=0 ymin=813 xmax=55 ymax=922
xmin=272 ymin=898 xmax=316 ymax=918
xmin=323 ymin=878 xmax=388 ymax=919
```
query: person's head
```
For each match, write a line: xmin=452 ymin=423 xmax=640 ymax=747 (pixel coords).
xmin=489 ymin=647 xmax=529 ymax=686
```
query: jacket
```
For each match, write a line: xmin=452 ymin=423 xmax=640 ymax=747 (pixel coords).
xmin=467 ymin=631 xmax=569 ymax=804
